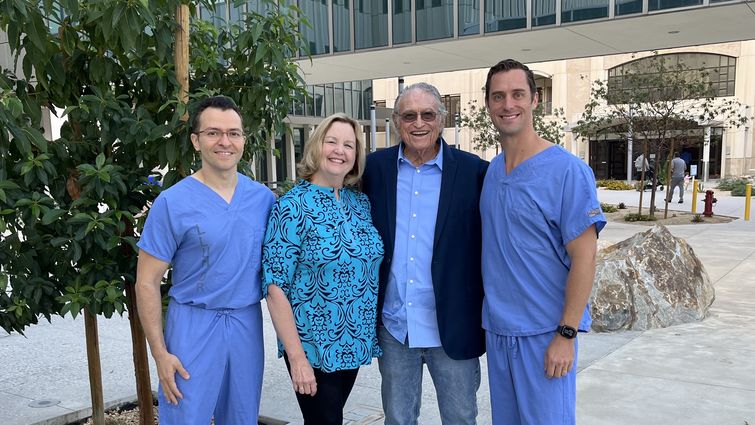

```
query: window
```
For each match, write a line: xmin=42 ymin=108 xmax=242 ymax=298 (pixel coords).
xmin=485 ymin=0 xmax=526 ymax=32
xmin=442 ymin=95 xmax=461 ymax=128
xmin=607 ymin=53 xmax=736 ymax=104
xmin=417 ymin=0 xmax=453 ymax=41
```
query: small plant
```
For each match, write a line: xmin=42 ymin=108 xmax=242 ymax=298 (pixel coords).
xmin=596 ymin=180 xmax=635 ymax=190
xmin=600 ymin=202 xmax=618 ymax=213
xmin=274 ymin=179 xmax=296 ymax=197
xmin=691 ymin=214 xmax=704 ymax=223
xmin=618 ymin=202 xmax=627 ymax=209
xmin=624 ymin=213 xmax=658 ymax=222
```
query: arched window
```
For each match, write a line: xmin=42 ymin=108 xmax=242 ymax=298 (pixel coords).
xmin=607 ymin=53 xmax=736 ymax=104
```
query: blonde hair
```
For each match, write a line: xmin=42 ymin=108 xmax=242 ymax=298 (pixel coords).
xmin=297 ymin=113 xmax=366 ymax=187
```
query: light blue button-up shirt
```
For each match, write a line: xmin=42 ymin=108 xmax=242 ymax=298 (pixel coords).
xmin=382 ymin=142 xmax=443 ymax=347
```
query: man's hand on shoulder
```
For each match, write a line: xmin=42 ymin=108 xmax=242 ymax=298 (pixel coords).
xmin=155 ymin=351 xmax=190 ymax=404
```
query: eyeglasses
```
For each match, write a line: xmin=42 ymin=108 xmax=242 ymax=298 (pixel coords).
xmin=195 ymin=129 xmax=245 ymax=142
xmin=399 ymin=111 xmax=437 ymax=123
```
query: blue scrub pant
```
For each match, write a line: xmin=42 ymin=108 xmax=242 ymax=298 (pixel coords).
xmin=486 ymin=331 xmax=578 ymax=425
xmin=158 ymin=301 xmax=264 ymax=425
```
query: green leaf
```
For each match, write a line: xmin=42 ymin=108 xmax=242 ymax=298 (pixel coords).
xmin=95 ymin=153 xmax=105 ymax=169
xmin=50 ymin=236 xmax=69 ymax=247
xmin=69 ymin=213 xmax=92 ymax=225
xmin=0 ymin=274 xmax=8 ymax=293
xmin=41 ymin=209 xmax=66 ymax=225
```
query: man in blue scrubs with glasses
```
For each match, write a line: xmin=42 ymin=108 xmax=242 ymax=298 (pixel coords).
xmin=136 ymin=96 xmax=275 ymax=424
xmin=480 ymin=59 xmax=606 ymax=425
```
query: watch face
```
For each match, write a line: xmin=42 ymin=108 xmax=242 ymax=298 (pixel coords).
xmin=559 ymin=325 xmax=577 ymax=339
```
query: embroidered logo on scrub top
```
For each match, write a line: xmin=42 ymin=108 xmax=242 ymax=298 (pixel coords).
xmin=194 ymin=225 xmax=209 ymax=290
xmin=588 ymin=208 xmax=602 ymax=218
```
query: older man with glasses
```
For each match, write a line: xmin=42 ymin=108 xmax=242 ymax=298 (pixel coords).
xmin=136 ymin=96 xmax=275 ymax=424
xmin=362 ymin=83 xmax=489 ymax=425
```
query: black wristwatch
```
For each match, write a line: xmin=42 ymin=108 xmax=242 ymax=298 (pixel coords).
xmin=556 ymin=324 xmax=577 ymax=339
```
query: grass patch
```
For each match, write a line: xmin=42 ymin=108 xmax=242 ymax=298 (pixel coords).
xmin=691 ymin=214 xmax=704 ymax=223
xmin=624 ymin=213 xmax=658 ymax=222
xmin=600 ymin=202 xmax=618 ymax=213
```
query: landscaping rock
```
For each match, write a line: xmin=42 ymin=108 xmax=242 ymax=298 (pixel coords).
xmin=591 ymin=225 xmax=714 ymax=331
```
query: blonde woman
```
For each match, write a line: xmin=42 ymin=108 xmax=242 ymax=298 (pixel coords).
xmin=262 ymin=113 xmax=383 ymax=425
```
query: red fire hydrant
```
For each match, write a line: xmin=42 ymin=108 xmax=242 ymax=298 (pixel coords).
xmin=703 ymin=190 xmax=717 ymax=217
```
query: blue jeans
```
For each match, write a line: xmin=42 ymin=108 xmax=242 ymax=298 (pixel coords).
xmin=378 ymin=326 xmax=480 ymax=425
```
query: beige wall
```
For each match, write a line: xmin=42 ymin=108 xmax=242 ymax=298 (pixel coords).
xmin=373 ymin=40 xmax=755 ymax=176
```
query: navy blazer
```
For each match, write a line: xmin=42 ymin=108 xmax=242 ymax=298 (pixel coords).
xmin=361 ymin=140 xmax=489 ymax=360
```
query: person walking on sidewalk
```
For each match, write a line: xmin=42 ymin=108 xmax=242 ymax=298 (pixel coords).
xmin=136 ymin=96 xmax=275 ymax=424
xmin=668 ymin=152 xmax=687 ymax=203
xmin=480 ymin=59 xmax=606 ymax=425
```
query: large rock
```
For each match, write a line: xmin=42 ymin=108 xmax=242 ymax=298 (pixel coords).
xmin=591 ymin=225 xmax=715 ymax=332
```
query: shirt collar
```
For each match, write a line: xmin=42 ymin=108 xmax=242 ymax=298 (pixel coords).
xmin=397 ymin=139 xmax=444 ymax=171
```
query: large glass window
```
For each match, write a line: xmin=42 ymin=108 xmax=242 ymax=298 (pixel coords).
xmin=484 ymin=0 xmax=526 ymax=33
xmin=442 ymin=95 xmax=461 ymax=128
xmin=200 ymin=2 xmax=228 ymax=31
xmin=532 ymin=0 xmax=556 ymax=26
xmin=334 ymin=82 xmax=346 ymax=113
xmin=648 ymin=0 xmax=702 ymax=10
xmin=333 ymin=0 xmax=351 ymax=52
xmin=459 ymin=0 xmax=480 ymax=36
xmin=325 ymin=84 xmax=335 ymax=116
xmin=615 ymin=0 xmax=643 ymax=15
xmin=561 ymin=0 xmax=608 ymax=23
xmin=607 ymin=53 xmax=736 ymax=103
xmin=355 ymin=0 xmax=388 ymax=49
xmin=299 ymin=0 xmax=329 ymax=55
xmin=313 ymin=85 xmax=325 ymax=117
xmin=417 ymin=0 xmax=453 ymax=42
xmin=393 ymin=0 xmax=412 ymax=44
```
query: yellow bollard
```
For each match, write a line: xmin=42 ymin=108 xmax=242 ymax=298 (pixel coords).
xmin=745 ymin=183 xmax=751 ymax=221
xmin=691 ymin=178 xmax=699 ymax=214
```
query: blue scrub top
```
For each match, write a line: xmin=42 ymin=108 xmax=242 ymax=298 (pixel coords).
xmin=480 ymin=146 xmax=606 ymax=336
xmin=263 ymin=180 xmax=384 ymax=373
xmin=138 ymin=173 xmax=275 ymax=309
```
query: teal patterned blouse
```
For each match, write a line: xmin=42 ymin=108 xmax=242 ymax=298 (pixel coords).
xmin=262 ymin=180 xmax=384 ymax=373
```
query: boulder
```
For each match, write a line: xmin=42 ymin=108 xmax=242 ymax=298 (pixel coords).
xmin=591 ymin=225 xmax=715 ymax=332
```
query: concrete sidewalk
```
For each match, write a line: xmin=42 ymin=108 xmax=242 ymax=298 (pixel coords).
xmin=1 ymin=186 xmax=753 ymax=424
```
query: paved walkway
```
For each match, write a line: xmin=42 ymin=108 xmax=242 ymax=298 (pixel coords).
xmin=1 ymin=186 xmax=753 ymax=424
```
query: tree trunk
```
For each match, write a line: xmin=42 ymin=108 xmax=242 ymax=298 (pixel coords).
xmin=84 ymin=309 xmax=105 ymax=425
xmin=126 ymin=283 xmax=155 ymax=425
xmin=175 ymin=4 xmax=190 ymax=121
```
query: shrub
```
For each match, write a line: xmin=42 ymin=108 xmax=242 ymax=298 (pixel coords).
xmin=624 ymin=213 xmax=658 ymax=222
xmin=600 ymin=202 xmax=618 ymax=213
xmin=730 ymin=179 xmax=752 ymax=197
xmin=691 ymin=214 xmax=704 ymax=223
xmin=597 ymin=180 xmax=634 ymax=190
xmin=716 ymin=177 xmax=744 ymax=191
xmin=618 ymin=202 xmax=627 ymax=209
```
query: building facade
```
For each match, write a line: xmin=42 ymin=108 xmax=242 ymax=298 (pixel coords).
xmin=370 ymin=41 xmax=755 ymax=180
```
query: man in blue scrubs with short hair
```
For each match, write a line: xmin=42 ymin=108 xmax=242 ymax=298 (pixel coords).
xmin=480 ymin=59 xmax=606 ymax=425
xmin=136 ymin=96 xmax=275 ymax=424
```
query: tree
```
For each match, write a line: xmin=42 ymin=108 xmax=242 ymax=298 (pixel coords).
xmin=574 ymin=52 xmax=749 ymax=217
xmin=458 ymin=98 xmax=568 ymax=152
xmin=0 ymin=0 xmax=306 ymax=422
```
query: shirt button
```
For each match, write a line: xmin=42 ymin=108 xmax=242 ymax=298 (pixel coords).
xmin=416 ymin=168 xmax=420 ymax=173
xmin=414 ymin=191 xmax=419 ymax=195
xmin=410 ymin=235 xmax=415 ymax=239
xmin=408 ymin=302 xmax=413 ymax=306
xmin=410 ymin=257 xmax=414 ymax=261
xmin=409 ymin=279 xmax=414 ymax=284
xmin=412 ymin=213 xmax=417 ymax=218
